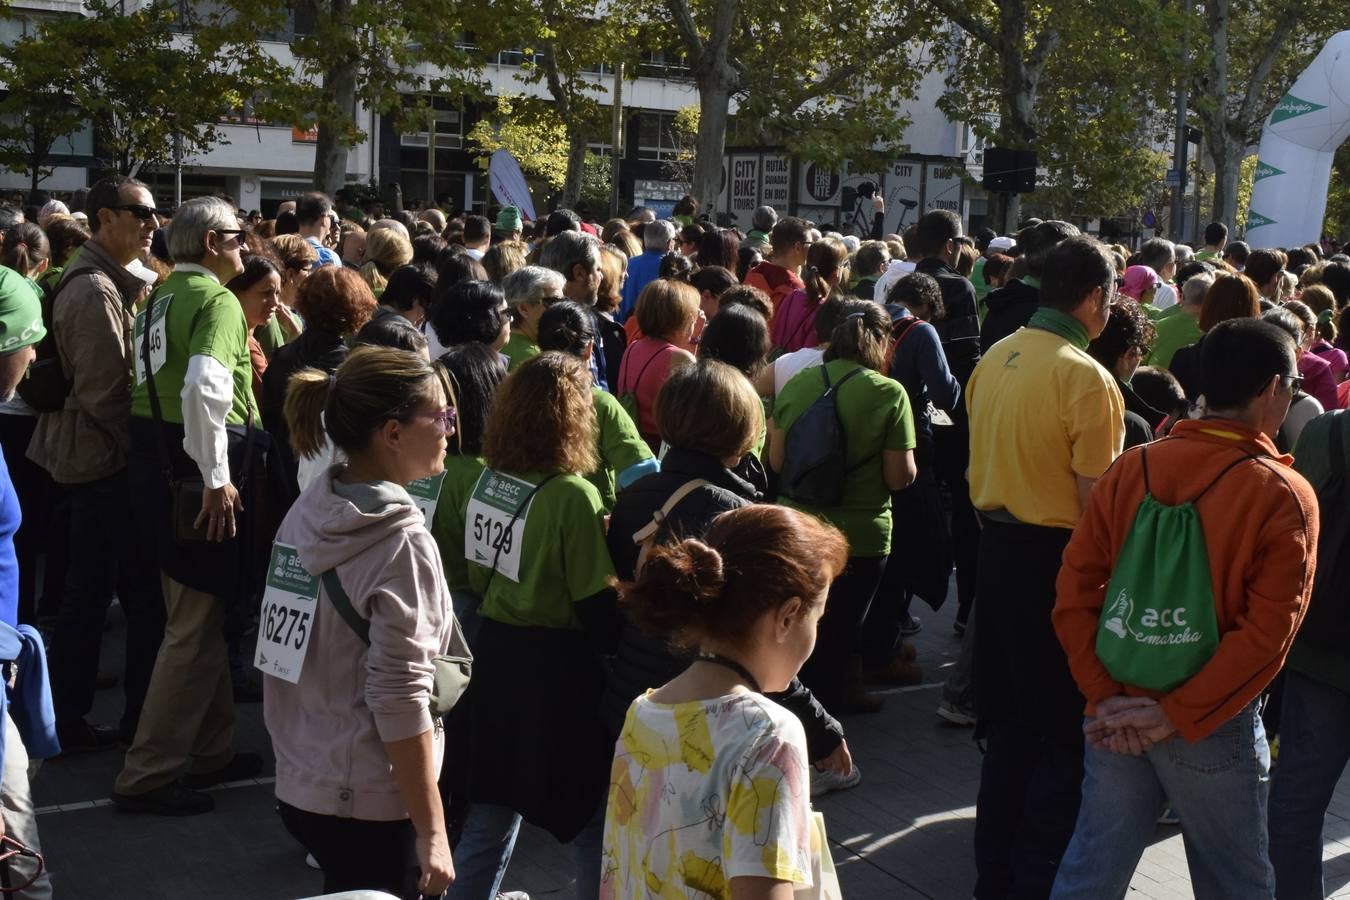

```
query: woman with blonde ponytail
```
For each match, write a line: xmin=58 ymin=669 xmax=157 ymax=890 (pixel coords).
xmin=268 ymin=346 xmax=460 ymax=899
xmin=360 ymin=228 xmax=414 ymax=297
xmin=770 ymin=236 xmax=849 ymax=356
xmin=602 ymin=504 xmax=848 ymax=898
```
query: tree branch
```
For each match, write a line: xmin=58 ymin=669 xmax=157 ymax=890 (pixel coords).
xmin=923 ymin=0 xmax=998 ymax=51
xmin=665 ymin=0 xmax=706 ymax=67
xmin=1236 ymin=0 xmax=1302 ymax=127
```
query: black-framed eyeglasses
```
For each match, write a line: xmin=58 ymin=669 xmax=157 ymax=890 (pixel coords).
xmin=112 ymin=203 xmax=161 ymax=221
xmin=1282 ymin=373 xmax=1304 ymax=392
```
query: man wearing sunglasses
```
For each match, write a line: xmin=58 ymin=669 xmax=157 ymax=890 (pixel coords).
xmin=29 ymin=176 xmax=168 ymax=757
xmin=114 ymin=195 xmax=264 ymax=816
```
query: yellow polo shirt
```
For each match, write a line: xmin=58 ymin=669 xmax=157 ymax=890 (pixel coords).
xmin=966 ymin=327 xmax=1125 ymax=528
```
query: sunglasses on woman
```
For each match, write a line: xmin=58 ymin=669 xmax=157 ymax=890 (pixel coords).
xmin=404 ymin=407 xmax=457 ymax=434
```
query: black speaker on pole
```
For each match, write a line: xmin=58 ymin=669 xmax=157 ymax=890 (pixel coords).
xmin=982 ymin=148 xmax=1038 ymax=194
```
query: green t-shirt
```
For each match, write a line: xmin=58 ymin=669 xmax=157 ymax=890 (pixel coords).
xmin=468 ymin=470 xmax=616 ymax=629
xmin=772 ymin=358 xmax=917 ymax=556
xmin=586 ymin=387 xmax=654 ymax=511
xmin=972 ymin=256 xmax=990 ymax=302
xmin=501 ymin=332 xmax=540 ymax=373
xmin=254 ymin=315 xmax=288 ymax=360
xmin=129 ymin=269 xmax=256 ymax=426
xmin=429 ymin=452 xmax=487 ymax=593
xmin=1146 ymin=312 xmax=1203 ymax=370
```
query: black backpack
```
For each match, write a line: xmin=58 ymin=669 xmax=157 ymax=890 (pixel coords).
xmin=17 ymin=263 xmax=99 ymax=413
xmin=778 ymin=365 xmax=865 ymax=507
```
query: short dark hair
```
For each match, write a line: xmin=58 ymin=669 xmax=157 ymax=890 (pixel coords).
xmin=1204 ymin=222 xmax=1228 ymax=246
xmin=537 ymin=300 xmax=596 ymax=357
xmin=813 ymin=296 xmax=848 ymax=343
xmin=718 ymin=284 xmax=772 ymax=322
xmin=1199 ymin=318 xmax=1296 ymax=410
xmin=885 ymin=272 xmax=943 ymax=319
xmin=974 ymin=227 xmax=997 ymax=252
xmin=697 ymin=304 xmax=769 ymax=376
xmin=1223 ymin=240 xmax=1250 ymax=266
xmin=355 ymin=315 xmax=428 ymax=355
xmin=1130 ymin=366 xmax=1187 ymax=418
xmin=463 ymin=215 xmax=490 ymax=244
xmin=429 ymin=279 xmax=507 ymax=348
xmin=1039 ymin=237 xmax=1114 ymax=312
xmin=412 ymin=234 xmax=447 ymax=266
xmin=768 ymin=217 xmax=810 ymax=255
xmin=438 ymin=341 xmax=507 ymax=455
xmin=380 ymin=263 xmax=436 ymax=314
xmin=1321 ymin=262 xmax=1350 ymax=307
xmin=914 ymin=210 xmax=962 ymax=257
xmin=1019 ymin=220 xmax=1081 ymax=277
xmin=296 ymin=191 xmax=332 ymax=226
xmin=545 ymin=208 xmax=580 ymax=237
xmin=85 ymin=175 xmax=152 ymax=234
xmin=1245 ymin=248 xmax=1286 ymax=288
xmin=274 ymin=210 xmax=299 ymax=235
xmin=690 ymin=265 xmax=738 ymax=299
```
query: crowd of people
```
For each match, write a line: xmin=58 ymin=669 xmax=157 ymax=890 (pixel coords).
xmin=0 ymin=181 xmax=1347 ymax=899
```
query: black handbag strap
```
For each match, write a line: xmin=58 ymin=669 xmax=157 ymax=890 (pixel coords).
xmin=320 ymin=568 xmax=371 ymax=646
xmin=139 ymin=280 xmax=258 ymax=489
xmin=478 ymin=472 xmax=559 ymax=598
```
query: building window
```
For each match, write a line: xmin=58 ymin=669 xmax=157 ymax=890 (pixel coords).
xmin=638 ymin=50 xmax=690 ymax=80
xmin=637 ymin=112 xmax=681 ymax=162
xmin=400 ymin=96 xmax=463 ymax=150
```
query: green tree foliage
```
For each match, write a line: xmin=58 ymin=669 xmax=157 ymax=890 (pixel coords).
xmin=0 ymin=28 xmax=84 ymax=193
xmin=463 ymin=0 xmax=646 ymax=209
xmin=212 ymin=0 xmax=486 ymax=194
xmin=1319 ymin=142 xmax=1349 ymax=242
xmin=661 ymin=0 xmax=937 ymax=212
xmin=1187 ymin=0 xmax=1343 ymax=231
xmin=930 ymin=0 xmax=1183 ymax=226
xmin=2 ymin=0 xmax=253 ymax=177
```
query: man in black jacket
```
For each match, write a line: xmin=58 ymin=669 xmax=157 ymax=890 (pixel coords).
xmin=980 ymin=220 xmax=1080 ymax=354
xmin=912 ymin=211 xmax=982 ymax=635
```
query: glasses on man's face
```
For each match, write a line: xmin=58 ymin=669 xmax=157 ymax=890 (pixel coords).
xmin=1282 ymin=373 xmax=1304 ymax=393
xmin=404 ymin=407 xmax=457 ymax=434
xmin=113 ymin=203 xmax=161 ymax=221
xmin=215 ymin=229 xmax=248 ymax=248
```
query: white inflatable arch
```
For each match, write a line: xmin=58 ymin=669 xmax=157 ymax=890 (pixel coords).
xmin=1245 ymin=31 xmax=1350 ymax=249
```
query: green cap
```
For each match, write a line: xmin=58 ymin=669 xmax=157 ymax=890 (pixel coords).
xmin=495 ymin=206 xmax=523 ymax=233
xmin=0 ymin=268 xmax=45 ymax=354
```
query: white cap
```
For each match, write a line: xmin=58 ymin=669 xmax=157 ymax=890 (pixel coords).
xmin=988 ymin=236 xmax=1016 ymax=253
xmin=125 ymin=259 xmax=159 ymax=286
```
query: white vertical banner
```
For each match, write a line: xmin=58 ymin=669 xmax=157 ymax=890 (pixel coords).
xmin=882 ymin=159 xmax=923 ymax=235
xmin=1246 ymin=31 xmax=1350 ymax=249
xmin=923 ymin=162 xmax=964 ymax=218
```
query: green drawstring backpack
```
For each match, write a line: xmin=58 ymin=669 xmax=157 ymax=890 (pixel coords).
xmin=1095 ymin=446 xmax=1257 ymax=692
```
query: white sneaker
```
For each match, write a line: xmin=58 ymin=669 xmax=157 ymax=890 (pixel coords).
xmin=497 ymin=893 xmax=531 ymax=900
xmin=936 ymin=700 xmax=977 ymax=726
xmin=810 ymin=764 xmax=862 ymax=798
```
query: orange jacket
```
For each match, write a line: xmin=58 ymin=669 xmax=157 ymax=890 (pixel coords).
xmin=1053 ymin=419 xmax=1319 ymax=742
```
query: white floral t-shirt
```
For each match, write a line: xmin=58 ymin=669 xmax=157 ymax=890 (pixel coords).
xmin=601 ymin=690 xmax=831 ymax=898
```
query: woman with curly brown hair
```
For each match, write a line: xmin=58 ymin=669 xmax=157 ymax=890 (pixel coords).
xmin=260 ymin=233 xmax=317 ymax=357
xmin=1087 ymin=300 xmax=1162 ymax=448
xmin=449 ymin=351 xmax=618 ymax=900
xmin=262 ymin=266 xmax=378 ymax=501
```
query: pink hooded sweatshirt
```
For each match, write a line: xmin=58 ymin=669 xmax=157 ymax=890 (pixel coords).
xmin=265 ymin=472 xmax=453 ymax=821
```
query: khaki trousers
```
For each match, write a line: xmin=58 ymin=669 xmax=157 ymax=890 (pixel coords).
xmin=114 ymin=574 xmax=234 ymax=795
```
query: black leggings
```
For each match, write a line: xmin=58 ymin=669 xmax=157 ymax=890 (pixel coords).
xmin=798 ymin=555 xmax=887 ymax=708
xmin=278 ymin=801 xmax=436 ymax=900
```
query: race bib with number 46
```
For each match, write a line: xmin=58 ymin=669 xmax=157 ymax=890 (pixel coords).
xmin=254 ymin=542 xmax=319 ymax=683
xmin=133 ymin=292 xmax=173 ymax=385
xmin=464 ymin=469 xmax=540 ymax=583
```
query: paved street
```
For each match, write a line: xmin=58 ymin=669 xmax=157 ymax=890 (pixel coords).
xmin=29 ymin=595 xmax=1350 ymax=899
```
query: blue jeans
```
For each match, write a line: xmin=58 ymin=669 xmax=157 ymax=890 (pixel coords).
xmin=448 ymin=803 xmax=522 ymax=900
xmin=1268 ymin=670 xmax=1350 ymax=899
xmin=1051 ymin=703 xmax=1273 ymax=900
xmin=448 ymin=801 xmax=604 ymax=900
